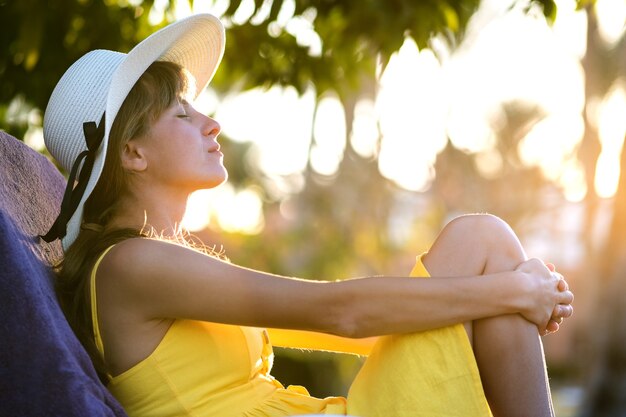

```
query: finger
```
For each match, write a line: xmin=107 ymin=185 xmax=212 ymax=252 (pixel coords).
xmin=545 ymin=262 xmax=556 ymax=272
xmin=558 ymin=290 xmax=574 ymax=305
xmin=549 ymin=306 xmax=562 ymax=322
xmin=556 ymin=277 xmax=570 ymax=292
xmin=558 ymin=304 xmax=574 ymax=319
xmin=544 ymin=320 xmax=559 ymax=334
xmin=551 ymin=305 xmax=573 ymax=324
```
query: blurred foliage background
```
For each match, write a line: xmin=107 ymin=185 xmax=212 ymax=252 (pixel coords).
xmin=3 ymin=0 xmax=626 ymax=415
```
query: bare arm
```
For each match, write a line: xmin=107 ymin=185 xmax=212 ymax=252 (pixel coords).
xmin=100 ymin=238 xmax=573 ymax=338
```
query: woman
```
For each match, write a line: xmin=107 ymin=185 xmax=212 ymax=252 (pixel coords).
xmin=41 ymin=14 xmax=573 ymax=417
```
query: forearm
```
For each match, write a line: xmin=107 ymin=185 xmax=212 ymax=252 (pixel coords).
xmin=252 ymin=271 xmax=527 ymax=339
xmin=324 ymin=272 xmax=527 ymax=338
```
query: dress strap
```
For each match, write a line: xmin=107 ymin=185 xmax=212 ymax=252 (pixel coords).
xmin=90 ymin=245 xmax=116 ymax=358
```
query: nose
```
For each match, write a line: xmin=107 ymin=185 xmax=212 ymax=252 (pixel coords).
xmin=202 ymin=115 xmax=221 ymax=138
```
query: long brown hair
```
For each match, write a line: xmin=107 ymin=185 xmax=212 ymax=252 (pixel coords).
xmin=55 ymin=61 xmax=191 ymax=382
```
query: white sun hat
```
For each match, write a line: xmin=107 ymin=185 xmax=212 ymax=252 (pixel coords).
xmin=41 ymin=14 xmax=225 ymax=250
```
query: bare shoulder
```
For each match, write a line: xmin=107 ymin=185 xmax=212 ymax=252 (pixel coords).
xmin=104 ymin=236 xmax=190 ymax=258
xmin=100 ymin=237 xmax=209 ymax=275
xmin=96 ymin=237 xmax=241 ymax=322
xmin=97 ymin=238 xmax=211 ymax=298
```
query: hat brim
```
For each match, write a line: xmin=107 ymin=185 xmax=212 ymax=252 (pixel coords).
xmin=62 ymin=14 xmax=225 ymax=250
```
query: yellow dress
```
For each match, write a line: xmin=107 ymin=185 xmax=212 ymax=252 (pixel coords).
xmin=346 ymin=259 xmax=493 ymax=417
xmin=91 ymin=248 xmax=491 ymax=416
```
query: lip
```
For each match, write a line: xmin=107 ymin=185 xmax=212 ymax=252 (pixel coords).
xmin=207 ymin=142 xmax=221 ymax=153
xmin=208 ymin=150 xmax=223 ymax=157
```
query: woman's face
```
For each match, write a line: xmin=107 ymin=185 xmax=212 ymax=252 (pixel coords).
xmin=136 ymin=100 xmax=227 ymax=193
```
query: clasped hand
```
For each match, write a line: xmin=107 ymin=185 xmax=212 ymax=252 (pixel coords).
xmin=515 ymin=258 xmax=574 ymax=336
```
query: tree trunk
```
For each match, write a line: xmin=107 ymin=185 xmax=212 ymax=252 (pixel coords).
xmin=578 ymin=135 xmax=626 ymax=416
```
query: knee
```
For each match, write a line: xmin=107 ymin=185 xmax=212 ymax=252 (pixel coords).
xmin=442 ymin=214 xmax=526 ymax=259
xmin=425 ymin=214 xmax=525 ymax=275
xmin=422 ymin=214 xmax=521 ymax=276
xmin=446 ymin=213 xmax=515 ymax=243
xmin=447 ymin=214 xmax=526 ymax=270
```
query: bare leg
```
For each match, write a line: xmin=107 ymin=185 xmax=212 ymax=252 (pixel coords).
xmin=422 ymin=214 xmax=554 ymax=417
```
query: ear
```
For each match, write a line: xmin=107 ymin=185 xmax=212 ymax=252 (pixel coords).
xmin=121 ymin=139 xmax=148 ymax=173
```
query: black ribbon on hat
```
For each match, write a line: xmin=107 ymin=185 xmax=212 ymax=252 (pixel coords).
xmin=41 ymin=113 xmax=106 ymax=243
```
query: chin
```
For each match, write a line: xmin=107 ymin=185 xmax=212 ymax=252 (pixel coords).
xmin=203 ymin=169 xmax=228 ymax=189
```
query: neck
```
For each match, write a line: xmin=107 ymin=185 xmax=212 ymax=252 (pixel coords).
xmin=107 ymin=186 xmax=190 ymax=238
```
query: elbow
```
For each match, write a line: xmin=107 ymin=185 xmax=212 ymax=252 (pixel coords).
xmin=324 ymin=289 xmax=372 ymax=339
xmin=335 ymin=318 xmax=371 ymax=339
xmin=331 ymin=314 xmax=362 ymax=339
